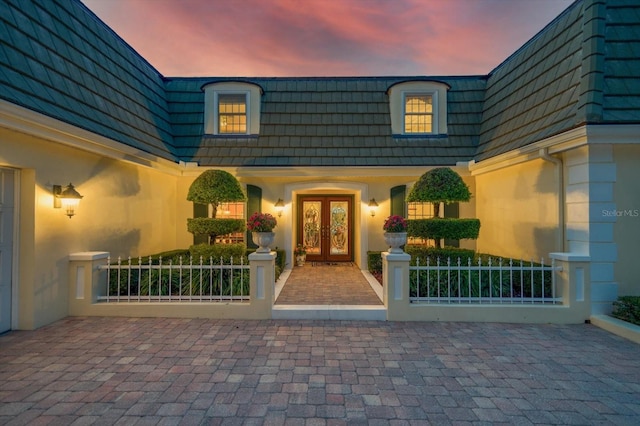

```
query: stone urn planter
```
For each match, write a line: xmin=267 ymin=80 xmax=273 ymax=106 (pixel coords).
xmin=384 ymin=232 xmax=407 ymax=254
xmin=252 ymin=232 xmax=275 ymax=253
xmin=295 ymin=254 xmax=306 ymax=266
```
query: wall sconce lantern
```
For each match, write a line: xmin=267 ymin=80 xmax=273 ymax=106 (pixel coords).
xmin=53 ymin=183 xmax=83 ymax=218
xmin=368 ymin=198 xmax=378 ymax=217
xmin=274 ymin=198 xmax=285 ymax=217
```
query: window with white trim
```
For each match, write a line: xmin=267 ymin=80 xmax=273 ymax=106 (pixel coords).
xmin=387 ymin=80 xmax=449 ymax=136
xmin=407 ymin=201 xmax=441 ymax=246
xmin=404 ymin=94 xmax=433 ymax=134
xmin=218 ymin=94 xmax=247 ymax=134
xmin=202 ymin=81 xmax=262 ymax=135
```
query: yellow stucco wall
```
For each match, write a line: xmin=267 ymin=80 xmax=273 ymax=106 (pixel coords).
xmin=1 ymin=128 xmax=181 ymax=328
xmin=474 ymin=159 xmax=560 ymax=261
xmin=613 ymin=145 xmax=640 ymax=296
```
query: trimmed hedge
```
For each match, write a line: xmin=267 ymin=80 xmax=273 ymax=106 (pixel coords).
xmin=404 ymin=245 xmax=476 ymax=265
xmin=367 ymin=251 xmax=383 ymax=273
xmin=187 ymin=218 xmax=245 ymax=236
xmin=612 ymin=296 xmax=640 ymax=326
xmin=189 ymin=243 xmax=247 ymax=263
xmin=407 ymin=218 xmax=480 ymax=240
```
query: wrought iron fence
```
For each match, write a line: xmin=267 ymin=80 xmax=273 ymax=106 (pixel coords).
xmin=97 ymin=256 xmax=250 ymax=302
xmin=409 ymin=257 xmax=561 ymax=304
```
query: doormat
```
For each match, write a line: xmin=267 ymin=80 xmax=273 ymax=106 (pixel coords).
xmin=312 ymin=262 xmax=354 ymax=267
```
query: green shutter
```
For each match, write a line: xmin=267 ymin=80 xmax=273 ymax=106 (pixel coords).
xmin=390 ymin=185 xmax=406 ymax=217
xmin=246 ymin=185 xmax=262 ymax=248
xmin=444 ymin=203 xmax=460 ymax=247
xmin=193 ymin=203 xmax=209 ymax=245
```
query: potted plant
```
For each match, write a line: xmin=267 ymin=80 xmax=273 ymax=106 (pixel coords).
xmin=294 ymin=244 xmax=307 ymax=266
xmin=383 ymin=215 xmax=408 ymax=253
xmin=247 ymin=212 xmax=277 ymax=252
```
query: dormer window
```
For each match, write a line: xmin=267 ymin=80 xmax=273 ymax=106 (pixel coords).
xmin=404 ymin=94 xmax=433 ymax=134
xmin=387 ymin=80 xmax=450 ymax=136
xmin=202 ymin=81 xmax=263 ymax=136
xmin=218 ymin=94 xmax=247 ymax=134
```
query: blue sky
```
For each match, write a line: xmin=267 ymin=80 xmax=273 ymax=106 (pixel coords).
xmin=82 ymin=0 xmax=574 ymax=77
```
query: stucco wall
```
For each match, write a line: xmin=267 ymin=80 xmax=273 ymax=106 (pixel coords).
xmin=1 ymin=128 xmax=180 ymax=328
xmin=474 ymin=159 xmax=560 ymax=261
xmin=613 ymin=144 xmax=640 ymax=296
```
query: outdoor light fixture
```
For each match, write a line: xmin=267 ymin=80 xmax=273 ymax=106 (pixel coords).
xmin=274 ymin=198 xmax=285 ymax=217
xmin=53 ymin=183 xmax=83 ymax=218
xmin=368 ymin=198 xmax=378 ymax=217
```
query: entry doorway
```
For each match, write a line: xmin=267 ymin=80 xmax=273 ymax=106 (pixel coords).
xmin=298 ymin=195 xmax=353 ymax=262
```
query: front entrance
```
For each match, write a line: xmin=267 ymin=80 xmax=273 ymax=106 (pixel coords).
xmin=298 ymin=195 xmax=353 ymax=262
xmin=0 ymin=168 xmax=15 ymax=333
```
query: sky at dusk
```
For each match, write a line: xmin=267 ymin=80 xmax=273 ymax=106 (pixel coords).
xmin=82 ymin=0 xmax=574 ymax=78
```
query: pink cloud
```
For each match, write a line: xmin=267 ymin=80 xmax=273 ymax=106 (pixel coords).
xmin=82 ymin=0 xmax=573 ymax=77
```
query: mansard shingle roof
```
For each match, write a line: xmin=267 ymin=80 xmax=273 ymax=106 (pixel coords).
xmin=0 ymin=0 xmax=176 ymax=160
xmin=1 ymin=0 xmax=639 ymax=168
xmin=166 ymin=77 xmax=484 ymax=167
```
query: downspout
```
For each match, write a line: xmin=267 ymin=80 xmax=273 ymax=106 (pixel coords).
xmin=539 ymin=148 xmax=564 ymax=253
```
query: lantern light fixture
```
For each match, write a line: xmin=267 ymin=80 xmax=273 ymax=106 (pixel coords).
xmin=274 ymin=198 xmax=285 ymax=217
xmin=368 ymin=198 xmax=378 ymax=217
xmin=53 ymin=183 xmax=83 ymax=218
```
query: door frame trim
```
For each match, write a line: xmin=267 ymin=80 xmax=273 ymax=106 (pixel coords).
xmin=297 ymin=195 xmax=354 ymax=262
xmin=283 ymin=181 xmax=371 ymax=269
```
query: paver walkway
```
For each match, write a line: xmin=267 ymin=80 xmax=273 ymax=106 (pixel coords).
xmin=276 ymin=263 xmax=382 ymax=305
xmin=1 ymin=317 xmax=639 ymax=425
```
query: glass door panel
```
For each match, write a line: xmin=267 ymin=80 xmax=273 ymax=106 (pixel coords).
xmin=330 ymin=201 xmax=348 ymax=255
xmin=302 ymin=200 xmax=322 ymax=256
xmin=298 ymin=195 xmax=352 ymax=262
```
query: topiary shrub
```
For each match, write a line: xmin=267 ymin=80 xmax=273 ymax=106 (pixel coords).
xmin=404 ymin=245 xmax=476 ymax=265
xmin=186 ymin=170 xmax=247 ymax=244
xmin=187 ymin=218 xmax=245 ymax=237
xmin=407 ymin=218 xmax=480 ymax=241
xmin=406 ymin=167 xmax=470 ymax=217
xmin=406 ymin=167 xmax=479 ymax=248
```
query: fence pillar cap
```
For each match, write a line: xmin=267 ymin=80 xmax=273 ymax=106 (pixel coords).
xmin=248 ymin=252 xmax=277 ymax=261
xmin=69 ymin=251 xmax=110 ymax=261
xmin=381 ymin=252 xmax=411 ymax=261
xmin=549 ymin=252 xmax=591 ymax=262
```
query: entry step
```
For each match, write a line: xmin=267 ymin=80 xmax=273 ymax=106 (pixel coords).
xmin=272 ymin=305 xmax=386 ymax=320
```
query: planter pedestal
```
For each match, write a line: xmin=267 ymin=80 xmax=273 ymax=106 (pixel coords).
xmin=252 ymin=232 xmax=275 ymax=253
xmin=384 ymin=232 xmax=407 ymax=254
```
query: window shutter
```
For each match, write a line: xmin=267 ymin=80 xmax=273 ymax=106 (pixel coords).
xmin=193 ymin=203 xmax=209 ymax=245
xmin=390 ymin=185 xmax=406 ymax=217
xmin=444 ymin=203 xmax=460 ymax=247
xmin=246 ymin=185 xmax=262 ymax=248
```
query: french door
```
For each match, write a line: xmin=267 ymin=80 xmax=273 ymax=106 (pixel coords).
xmin=298 ymin=195 xmax=353 ymax=262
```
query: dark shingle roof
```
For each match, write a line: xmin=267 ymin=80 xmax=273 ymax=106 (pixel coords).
xmin=167 ymin=77 xmax=484 ymax=167
xmin=2 ymin=0 xmax=639 ymax=169
xmin=603 ymin=0 xmax=640 ymax=122
xmin=0 ymin=0 xmax=176 ymax=160
xmin=475 ymin=1 xmax=584 ymax=161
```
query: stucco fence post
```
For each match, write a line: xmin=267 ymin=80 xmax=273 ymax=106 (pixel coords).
xmin=548 ymin=252 xmax=592 ymax=322
xmin=68 ymin=251 xmax=110 ymax=316
xmin=68 ymin=251 xmax=276 ymax=320
xmin=382 ymin=251 xmax=411 ymax=320
xmin=247 ymin=251 xmax=277 ymax=319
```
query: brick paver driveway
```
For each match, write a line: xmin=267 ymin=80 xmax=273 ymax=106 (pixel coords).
xmin=1 ymin=317 xmax=638 ymax=425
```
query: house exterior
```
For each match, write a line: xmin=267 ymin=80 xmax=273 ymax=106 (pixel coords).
xmin=0 ymin=0 xmax=638 ymax=330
